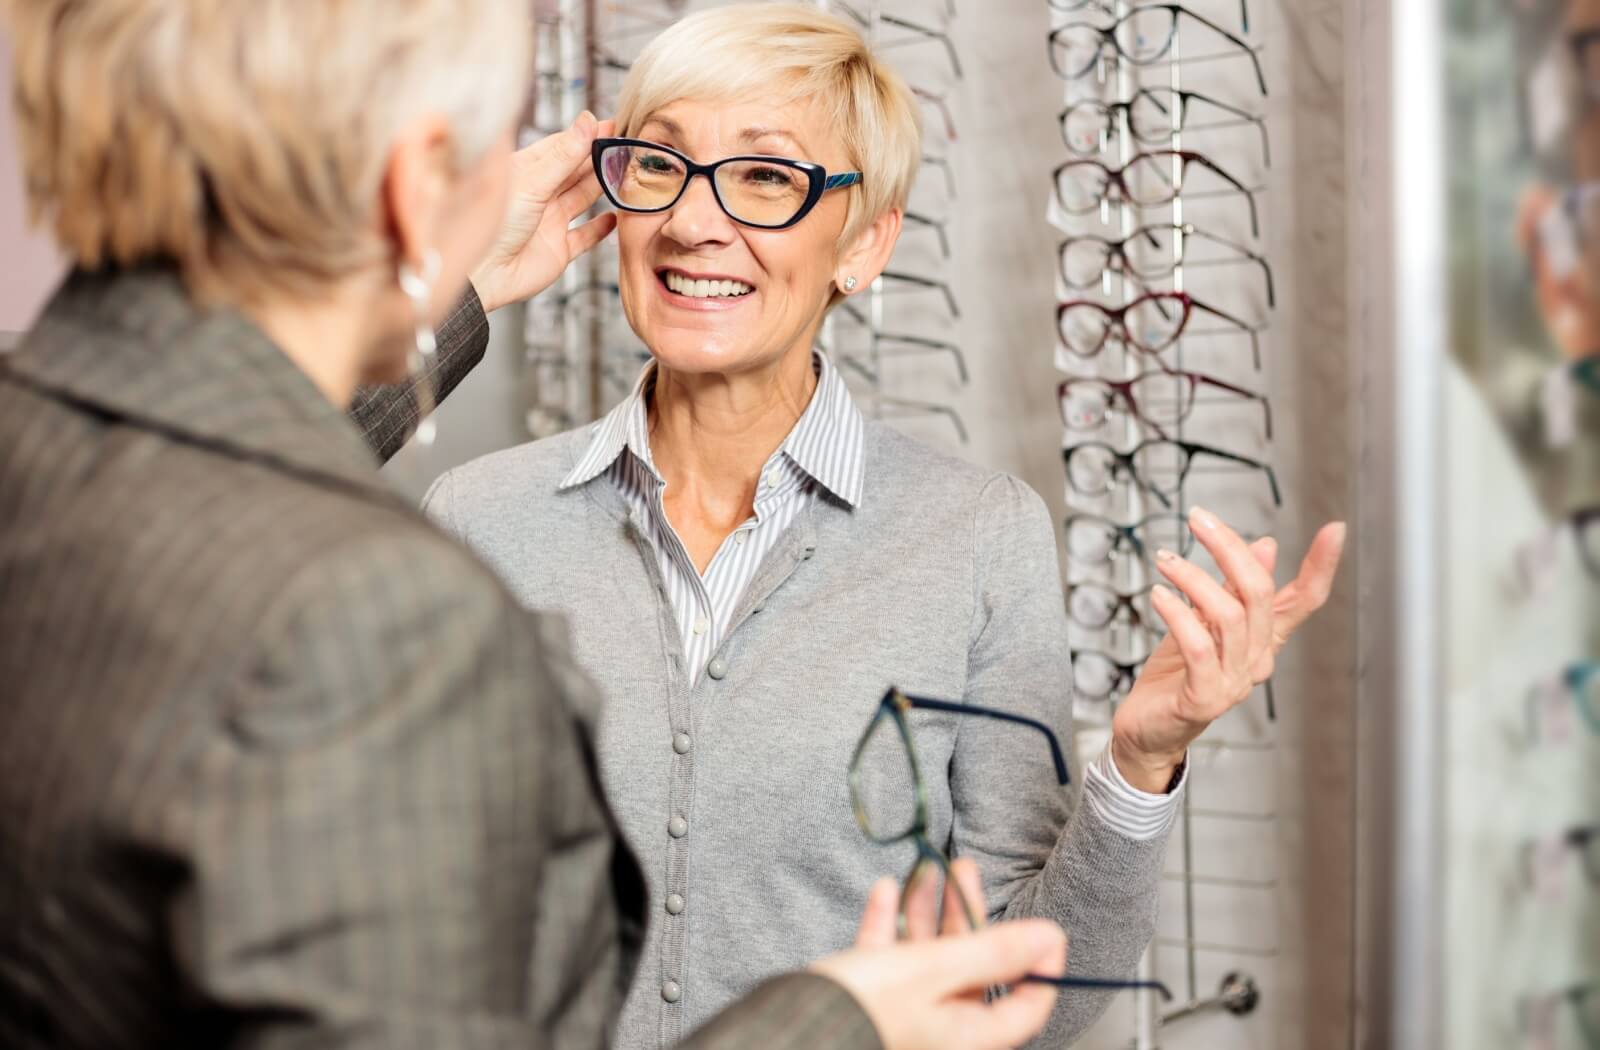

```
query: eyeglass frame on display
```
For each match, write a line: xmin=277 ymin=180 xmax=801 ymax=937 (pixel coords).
xmin=1045 ymin=0 xmax=1251 ymax=36
xmin=834 ymin=1 xmax=964 ymax=80
xmin=1057 ymin=222 xmax=1277 ymax=309
xmin=1064 ymin=510 xmax=1197 ymax=566
xmin=904 ymin=210 xmax=953 ymax=259
xmin=1058 ymin=87 xmax=1270 ymax=168
xmin=863 ymin=393 xmax=971 ymax=444
xmin=1067 ymin=580 xmax=1160 ymax=633
xmin=1052 ymin=150 xmax=1261 ymax=238
xmin=1047 ymin=4 xmax=1265 ymax=95
xmin=1056 ymin=291 xmax=1265 ymax=369
xmin=592 ymin=137 xmax=863 ymax=230
xmin=1057 ymin=368 xmax=1273 ymax=441
xmin=848 ymin=687 xmax=1175 ymax=1000
xmin=1060 ymin=437 xmax=1283 ymax=509
xmin=1070 ymin=647 xmax=1278 ymax=719
xmin=836 ymin=303 xmax=970 ymax=384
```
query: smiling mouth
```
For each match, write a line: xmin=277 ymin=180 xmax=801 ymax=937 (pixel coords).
xmin=657 ymin=269 xmax=755 ymax=300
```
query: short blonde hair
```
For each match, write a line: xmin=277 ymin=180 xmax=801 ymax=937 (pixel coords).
xmin=614 ymin=2 xmax=921 ymax=248
xmin=7 ymin=0 xmax=532 ymax=302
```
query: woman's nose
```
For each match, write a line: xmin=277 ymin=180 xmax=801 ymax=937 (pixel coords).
xmin=660 ymin=174 xmax=737 ymax=248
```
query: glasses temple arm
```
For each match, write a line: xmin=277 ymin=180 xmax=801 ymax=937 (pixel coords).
xmin=900 ymin=696 xmax=1071 ymax=784
xmin=1192 ymin=155 xmax=1261 ymax=237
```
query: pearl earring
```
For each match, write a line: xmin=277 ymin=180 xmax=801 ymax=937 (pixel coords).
xmin=398 ymin=249 xmax=442 ymax=447
xmin=843 ymin=276 xmax=858 ymax=292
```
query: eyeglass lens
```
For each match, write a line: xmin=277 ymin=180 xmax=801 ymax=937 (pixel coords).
xmin=1065 ymin=514 xmax=1195 ymax=565
xmin=599 ymin=143 xmax=813 ymax=227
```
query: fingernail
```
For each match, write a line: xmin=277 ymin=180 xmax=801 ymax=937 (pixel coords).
xmin=1332 ymin=521 xmax=1348 ymax=545
xmin=1189 ymin=505 xmax=1219 ymax=530
xmin=577 ymin=110 xmax=596 ymax=129
xmin=1150 ymin=583 xmax=1172 ymax=601
xmin=1155 ymin=548 xmax=1178 ymax=564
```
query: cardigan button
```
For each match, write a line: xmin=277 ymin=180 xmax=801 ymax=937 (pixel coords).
xmin=673 ymin=732 xmax=692 ymax=755
xmin=706 ymin=658 xmax=728 ymax=680
xmin=668 ymin=815 xmax=688 ymax=838
xmin=662 ymin=980 xmax=682 ymax=1003
xmin=665 ymin=893 xmax=686 ymax=915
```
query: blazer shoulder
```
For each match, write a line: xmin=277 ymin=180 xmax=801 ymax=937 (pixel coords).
xmin=231 ymin=518 xmax=532 ymax=749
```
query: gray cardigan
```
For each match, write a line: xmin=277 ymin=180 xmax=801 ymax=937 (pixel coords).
xmin=424 ymin=421 xmax=1172 ymax=1049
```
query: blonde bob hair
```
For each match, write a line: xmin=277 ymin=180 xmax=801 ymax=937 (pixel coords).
xmin=6 ymin=0 xmax=532 ymax=302
xmin=614 ymin=2 xmax=922 ymax=250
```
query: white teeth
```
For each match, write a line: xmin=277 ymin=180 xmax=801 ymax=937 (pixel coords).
xmin=664 ymin=272 xmax=753 ymax=299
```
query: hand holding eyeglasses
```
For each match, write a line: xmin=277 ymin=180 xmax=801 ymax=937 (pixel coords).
xmin=1108 ymin=508 xmax=1346 ymax=791
xmin=808 ymin=859 xmax=1068 ymax=1050
xmin=470 ymin=111 xmax=620 ymax=314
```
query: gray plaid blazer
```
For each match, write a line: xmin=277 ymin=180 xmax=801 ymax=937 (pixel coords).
xmin=0 ymin=268 xmax=878 ymax=1050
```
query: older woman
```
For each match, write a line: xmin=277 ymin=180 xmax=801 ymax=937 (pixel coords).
xmin=417 ymin=4 xmax=1345 ymax=1049
xmin=0 ymin=2 xmax=1072 ymax=1048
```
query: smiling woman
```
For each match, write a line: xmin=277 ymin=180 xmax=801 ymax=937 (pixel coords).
xmin=411 ymin=4 xmax=1342 ymax=1050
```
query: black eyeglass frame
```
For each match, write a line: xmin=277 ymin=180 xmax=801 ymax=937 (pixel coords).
xmin=1048 ymin=5 xmax=1267 ymax=96
xmin=1059 ymin=87 xmax=1271 ymax=168
xmin=592 ymin=137 xmax=862 ymax=231
xmin=1057 ymin=222 xmax=1277 ymax=309
xmin=848 ymin=687 xmax=1173 ymax=1000
xmin=1060 ymin=437 xmax=1284 ymax=509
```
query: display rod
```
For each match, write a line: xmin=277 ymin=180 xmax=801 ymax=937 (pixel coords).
xmin=1386 ymin=0 xmax=1447 ymax=1044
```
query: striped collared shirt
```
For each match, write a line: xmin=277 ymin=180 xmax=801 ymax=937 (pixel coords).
xmin=560 ymin=350 xmax=864 ymax=683
xmin=558 ymin=349 xmax=1184 ymax=838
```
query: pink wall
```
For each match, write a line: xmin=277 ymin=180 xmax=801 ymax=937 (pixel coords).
xmin=1 ymin=30 xmax=65 ymax=335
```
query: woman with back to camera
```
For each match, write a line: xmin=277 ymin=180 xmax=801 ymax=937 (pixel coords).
xmin=403 ymin=4 xmax=1347 ymax=1048
xmin=0 ymin=1 xmax=1073 ymax=1048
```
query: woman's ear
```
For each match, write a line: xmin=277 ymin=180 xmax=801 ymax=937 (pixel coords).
xmin=835 ymin=207 xmax=904 ymax=295
xmin=380 ymin=114 xmax=455 ymax=276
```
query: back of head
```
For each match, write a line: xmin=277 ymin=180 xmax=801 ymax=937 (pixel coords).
xmin=5 ymin=0 xmax=532 ymax=305
xmin=614 ymin=1 xmax=922 ymax=249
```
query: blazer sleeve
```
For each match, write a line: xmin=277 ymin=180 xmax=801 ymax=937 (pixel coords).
xmin=948 ymin=474 xmax=1173 ymax=1048
xmin=172 ymin=527 xmax=627 ymax=1049
xmin=678 ymin=973 xmax=881 ymax=1050
xmin=350 ymin=287 xmax=492 ymax=463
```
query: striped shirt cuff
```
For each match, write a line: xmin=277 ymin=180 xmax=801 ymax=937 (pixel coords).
xmin=1082 ymin=744 xmax=1188 ymax=841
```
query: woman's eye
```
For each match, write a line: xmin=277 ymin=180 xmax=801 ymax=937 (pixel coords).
xmin=746 ymin=166 xmax=796 ymax=186
xmin=639 ymin=154 xmax=678 ymax=174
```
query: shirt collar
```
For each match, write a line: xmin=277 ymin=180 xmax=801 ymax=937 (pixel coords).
xmin=559 ymin=350 xmax=865 ymax=508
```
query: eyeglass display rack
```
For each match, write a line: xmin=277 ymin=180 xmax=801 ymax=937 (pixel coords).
xmin=1046 ymin=0 xmax=1279 ymax=1046
xmin=819 ymin=0 xmax=971 ymax=447
xmin=520 ymin=0 xmax=970 ymax=449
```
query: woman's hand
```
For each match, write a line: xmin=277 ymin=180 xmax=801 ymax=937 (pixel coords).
xmin=810 ymin=859 xmax=1066 ymax=1050
xmin=1109 ymin=508 xmax=1346 ymax=792
xmin=469 ymin=112 xmax=618 ymax=314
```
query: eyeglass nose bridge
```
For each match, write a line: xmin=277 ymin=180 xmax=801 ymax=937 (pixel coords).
xmin=660 ymin=166 xmax=738 ymax=238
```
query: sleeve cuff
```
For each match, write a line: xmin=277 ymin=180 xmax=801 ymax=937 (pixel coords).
xmin=1082 ymin=743 xmax=1187 ymax=841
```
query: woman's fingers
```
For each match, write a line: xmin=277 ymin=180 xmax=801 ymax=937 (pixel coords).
xmin=1272 ymin=522 xmax=1347 ymax=640
xmin=941 ymin=857 xmax=986 ymax=937
xmin=1186 ymin=506 xmax=1276 ymax=671
xmin=902 ymin=860 xmax=941 ymax=941
xmin=1154 ymin=549 xmax=1246 ymax=681
xmin=854 ymin=877 xmax=901 ymax=950
xmin=1148 ymin=584 xmax=1222 ymax=706
xmin=520 ymin=111 xmax=602 ymax=202
xmin=564 ymin=211 xmax=617 ymax=260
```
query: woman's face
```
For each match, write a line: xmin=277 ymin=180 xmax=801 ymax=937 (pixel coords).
xmin=616 ymin=95 xmax=857 ymax=378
